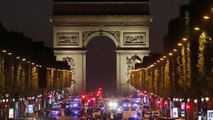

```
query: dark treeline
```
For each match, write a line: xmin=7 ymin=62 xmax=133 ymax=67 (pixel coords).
xmin=0 ymin=21 xmax=72 ymax=99
xmin=131 ymin=0 xmax=213 ymax=98
xmin=0 ymin=22 xmax=69 ymax=69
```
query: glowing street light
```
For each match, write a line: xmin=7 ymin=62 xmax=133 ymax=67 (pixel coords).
xmin=173 ymin=49 xmax=177 ymax=52
xmin=187 ymin=99 xmax=190 ymax=102
xmin=178 ymin=43 xmax=183 ymax=46
xmin=182 ymin=38 xmax=187 ymax=41
xmin=169 ymin=53 xmax=173 ymax=56
xmin=201 ymin=98 xmax=204 ymax=102
xmin=194 ymin=27 xmax=200 ymax=31
xmin=203 ymin=15 xmax=210 ymax=20
xmin=194 ymin=99 xmax=198 ymax=104
xmin=205 ymin=97 xmax=209 ymax=101
xmin=22 ymin=58 xmax=26 ymax=61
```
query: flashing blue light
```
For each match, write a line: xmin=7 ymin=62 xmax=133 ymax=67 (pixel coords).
xmin=132 ymin=104 xmax=137 ymax=107
xmin=51 ymin=111 xmax=60 ymax=116
xmin=73 ymin=103 xmax=78 ymax=107
xmin=123 ymin=104 xmax=127 ymax=107
xmin=134 ymin=114 xmax=138 ymax=118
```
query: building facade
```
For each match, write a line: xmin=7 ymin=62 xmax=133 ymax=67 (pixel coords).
xmin=50 ymin=0 xmax=152 ymax=93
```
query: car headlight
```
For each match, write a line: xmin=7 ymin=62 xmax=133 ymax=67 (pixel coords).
xmin=113 ymin=103 xmax=118 ymax=107
xmin=109 ymin=102 xmax=113 ymax=107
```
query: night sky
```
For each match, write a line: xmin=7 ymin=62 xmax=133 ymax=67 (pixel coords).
xmin=0 ymin=0 xmax=190 ymax=92
xmin=0 ymin=0 xmax=190 ymax=53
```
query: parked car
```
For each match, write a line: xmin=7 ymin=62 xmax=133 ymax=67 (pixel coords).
xmin=151 ymin=110 xmax=160 ymax=118
xmin=25 ymin=114 xmax=36 ymax=120
xmin=50 ymin=108 xmax=62 ymax=117
xmin=144 ymin=111 xmax=152 ymax=119
xmin=92 ymin=108 xmax=101 ymax=119
xmin=52 ymin=102 xmax=61 ymax=109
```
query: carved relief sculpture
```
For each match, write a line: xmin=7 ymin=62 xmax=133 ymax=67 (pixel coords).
xmin=57 ymin=32 xmax=79 ymax=46
xmin=63 ymin=57 xmax=75 ymax=76
xmin=123 ymin=32 xmax=146 ymax=45
xmin=126 ymin=55 xmax=142 ymax=82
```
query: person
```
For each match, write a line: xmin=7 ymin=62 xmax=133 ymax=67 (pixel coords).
xmin=142 ymin=110 xmax=145 ymax=118
xmin=149 ymin=112 xmax=153 ymax=120
xmin=57 ymin=108 xmax=72 ymax=120
xmin=153 ymin=114 xmax=157 ymax=120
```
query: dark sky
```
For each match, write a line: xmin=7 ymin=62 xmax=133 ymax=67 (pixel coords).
xmin=0 ymin=0 xmax=190 ymax=53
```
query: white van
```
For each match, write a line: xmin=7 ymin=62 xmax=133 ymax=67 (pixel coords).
xmin=122 ymin=102 xmax=140 ymax=120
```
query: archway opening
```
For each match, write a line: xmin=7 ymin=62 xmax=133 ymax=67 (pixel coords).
xmin=86 ymin=36 xmax=116 ymax=94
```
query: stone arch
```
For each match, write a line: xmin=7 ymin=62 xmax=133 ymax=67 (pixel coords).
xmin=83 ymin=31 xmax=119 ymax=48
xmin=86 ymin=36 xmax=116 ymax=92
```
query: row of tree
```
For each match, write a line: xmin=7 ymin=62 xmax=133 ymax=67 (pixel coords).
xmin=130 ymin=0 xmax=213 ymax=99
xmin=0 ymin=22 xmax=72 ymax=99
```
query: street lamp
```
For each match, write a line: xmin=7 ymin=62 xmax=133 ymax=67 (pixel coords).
xmin=125 ymin=79 xmax=130 ymax=95
xmin=205 ymin=97 xmax=209 ymax=102
xmin=203 ymin=15 xmax=210 ymax=20
xmin=71 ymin=80 xmax=76 ymax=94
xmin=194 ymin=99 xmax=198 ymax=104
xmin=194 ymin=27 xmax=200 ymax=31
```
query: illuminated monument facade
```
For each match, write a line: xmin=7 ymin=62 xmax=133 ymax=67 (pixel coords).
xmin=50 ymin=0 xmax=152 ymax=93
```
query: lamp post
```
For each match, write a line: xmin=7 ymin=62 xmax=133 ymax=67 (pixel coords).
xmin=71 ymin=80 xmax=76 ymax=94
xmin=127 ymin=79 xmax=130 ymax=94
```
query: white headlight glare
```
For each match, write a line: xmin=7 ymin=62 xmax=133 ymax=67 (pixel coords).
xmin=133 ymin=104 xmax=137 ymax=107
xmin=109 ymin=102 xmax=113 ymax=107
xmin=123 ymin=104 xmax=127 ymax=107
xmin=73 ymin=103 xmax=78 ymax=107
xmin=113 ymin=103 xmax=118 ymax=107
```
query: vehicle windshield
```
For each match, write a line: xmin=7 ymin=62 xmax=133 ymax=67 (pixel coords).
xmin=110 ymin=110 xmax=116 ymax=113
xmin=143 ymin=106 xmax=150 ymax=109
xmin=51 ymin=108 xmax=60 ymax=111
xmin=72 ymin=107 xmax=81 ymax=111
xmin=94 ymin=108 xmax=100 ymax=112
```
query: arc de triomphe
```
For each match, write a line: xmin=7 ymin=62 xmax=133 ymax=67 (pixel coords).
xmin=50 ymin=0 xmax=152 ymax=93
